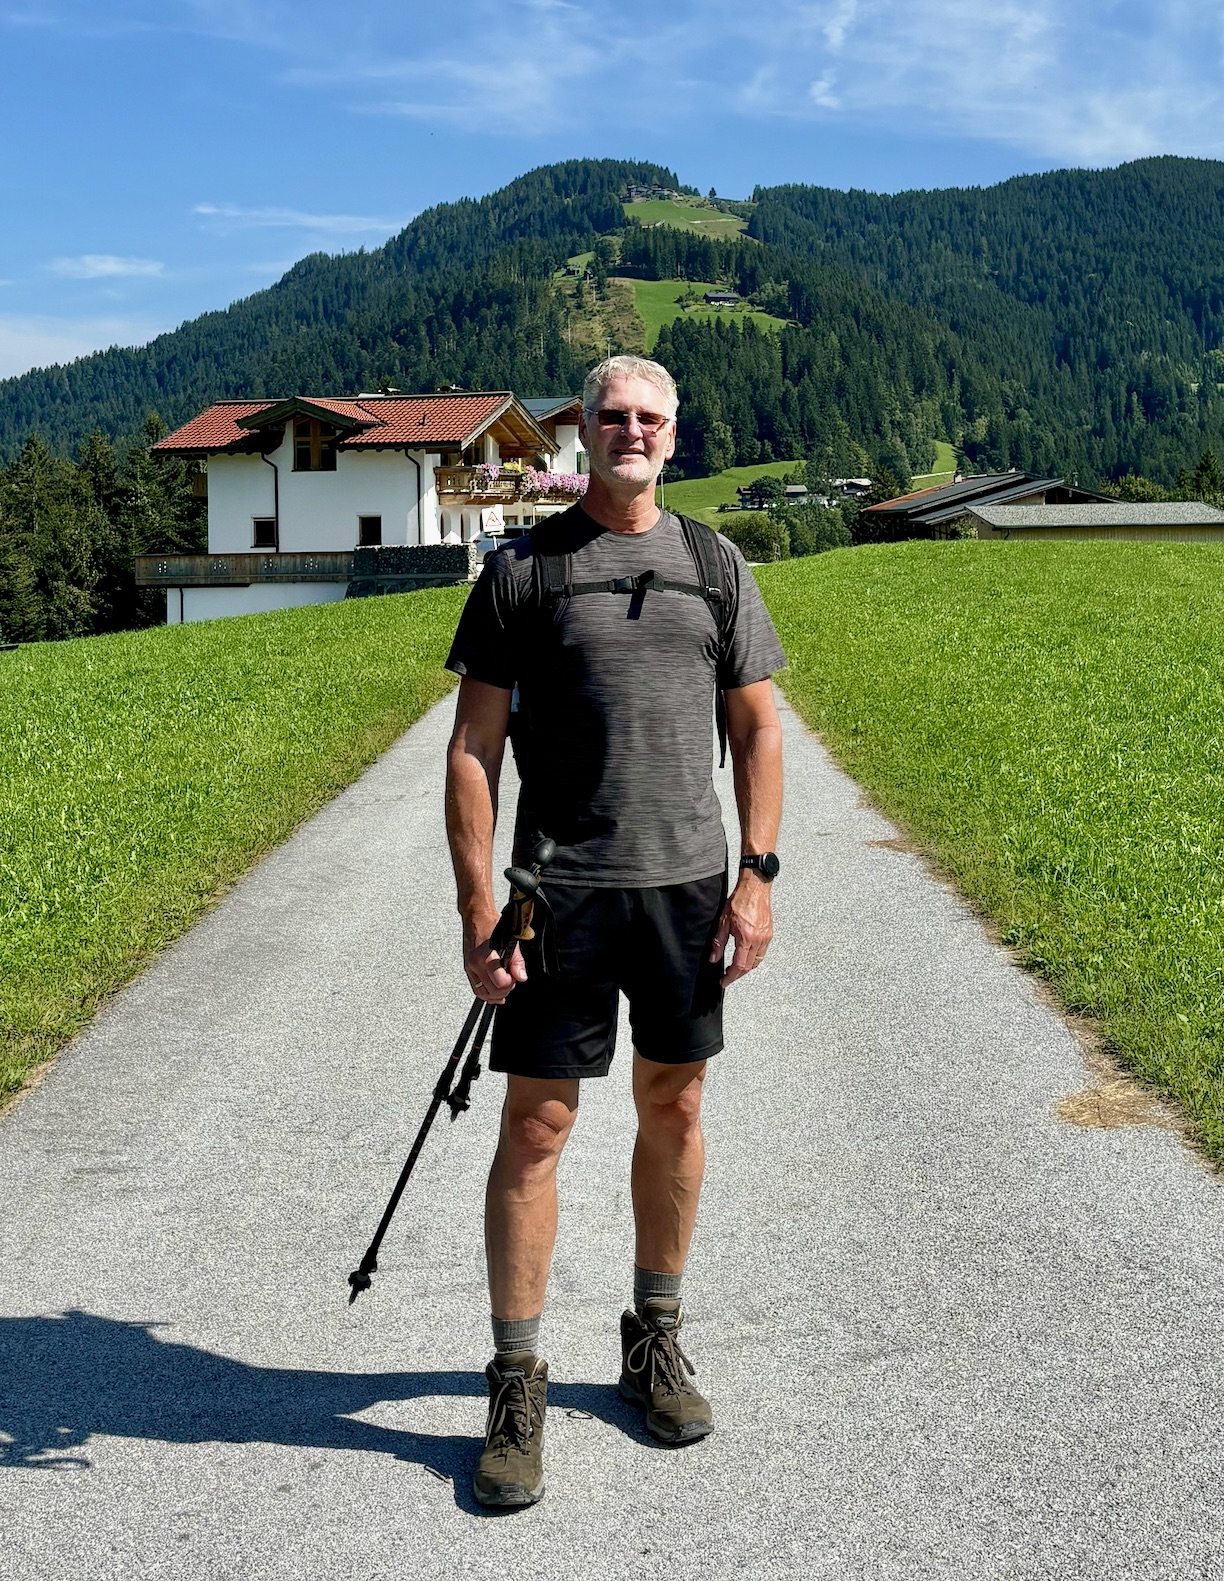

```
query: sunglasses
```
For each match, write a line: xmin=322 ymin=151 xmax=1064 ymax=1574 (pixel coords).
xmin=587 ymin=408 xmax=673 ymax=435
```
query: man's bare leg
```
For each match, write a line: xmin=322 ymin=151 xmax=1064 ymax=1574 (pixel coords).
xmin=622 ymin=1053 xmax=714 ymax=1443
xmin=630 ymin=1054 xmax=708 ymax=1272
xmin=485 ymin=1075 xmax=580 ymax=1321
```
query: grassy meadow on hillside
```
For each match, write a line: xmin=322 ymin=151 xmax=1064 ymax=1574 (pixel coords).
xmin=624 ymin=279 xmax=787 ymax=351
xmin=759 ymin=541 xmax=1224 ymax=1159
xmin=0 ymin=590 xmax=465 ymax=1106
xmin=621 ymin=198 xmax=748 ymax=237
xmin=909 ymin=440 xmax=958 ymax=490
xmin=659 ymin=461 xmax=800 ymax=527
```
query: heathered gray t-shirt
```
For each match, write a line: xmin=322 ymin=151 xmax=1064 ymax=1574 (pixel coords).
xmin=445 ymin=506 xmax=786 ymax=886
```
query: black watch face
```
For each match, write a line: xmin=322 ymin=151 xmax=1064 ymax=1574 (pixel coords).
xmin=759 ymin=852 xmax=781 ymax=879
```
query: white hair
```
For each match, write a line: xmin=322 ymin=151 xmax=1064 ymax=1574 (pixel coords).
xmin=582 ymin=355 xmax=678 ymax=418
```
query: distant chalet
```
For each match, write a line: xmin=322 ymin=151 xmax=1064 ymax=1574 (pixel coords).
xmin=702 ymin=291 xmax=741 ymax=306
xmin=860 ymin=473 xmax=1112 ymax=541
xmin=139 ymin=391 xmax=585 ymax=625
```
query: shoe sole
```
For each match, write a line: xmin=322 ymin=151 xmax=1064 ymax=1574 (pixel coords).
xmin=471 ymin=1478 xmax=546 ymax=1509
xmin=617 ymin=1378 xmax=714 ymax=1444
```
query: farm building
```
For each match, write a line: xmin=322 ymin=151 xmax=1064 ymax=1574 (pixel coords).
xmin=137 ymin=391 xmax=586 ymax=624
xmin=703 ymin=291 xmax=741 ymax=306
xmin=970 ymin=503 xmax=1224 ymax=540
xmin=859 ymin=473 xmax=1111 ymax=540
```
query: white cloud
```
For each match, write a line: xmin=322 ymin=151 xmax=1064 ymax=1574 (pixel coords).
xmin=57 ymin=0 xmax=1224 ymax=169
xmin=193 ymin=202 xmax=405 ymax=236
xmin=0 ymin=312 xmax=167 ymax=380
xmin=719 ymin=0 xmax=1224 ymax=164
xmin=48 ymin=254 xmax=164 ymax=279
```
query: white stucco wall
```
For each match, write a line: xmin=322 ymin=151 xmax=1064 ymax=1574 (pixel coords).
xmin=552 ymin=422 xmax=585 ymax=474
xmin=206 ymin=431 xmax=430 ymax=552
xmin=169 ymin=583 xmax=348 ymax=624
xmin=419 ymin=452 xmax=442 ymax=544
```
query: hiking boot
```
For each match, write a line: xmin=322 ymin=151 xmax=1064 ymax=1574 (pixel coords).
xmin=619 ymin=1298 xmax=714 ymax=1444
xmin=472 ymin=1350 xmax=548 ymax=1508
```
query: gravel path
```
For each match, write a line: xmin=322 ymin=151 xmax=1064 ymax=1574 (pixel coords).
xmin=1 ymin=689 xmax=1221 ymax=1580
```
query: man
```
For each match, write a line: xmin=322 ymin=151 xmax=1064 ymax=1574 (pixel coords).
xmin=444 ymin=354 xmax=785 ymax=1507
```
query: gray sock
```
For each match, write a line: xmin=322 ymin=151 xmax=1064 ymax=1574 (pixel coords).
xmin=634 ymin=1266 xmax=682 ymax=1312
xmin=492 ymin=1313 xmax=542 ymax=1357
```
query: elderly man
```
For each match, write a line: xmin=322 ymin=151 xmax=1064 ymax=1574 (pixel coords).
xmin=444 ymin=354 xmax=785 ymax=1506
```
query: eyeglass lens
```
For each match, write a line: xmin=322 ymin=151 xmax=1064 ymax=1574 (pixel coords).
xmin=593 ymin=409 xmax=670 ymax=433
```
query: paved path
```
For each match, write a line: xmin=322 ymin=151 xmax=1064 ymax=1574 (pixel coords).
xmin=2 ymin=691 xmax=1222 ymax=1581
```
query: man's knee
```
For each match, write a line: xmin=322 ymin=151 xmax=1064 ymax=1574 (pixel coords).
xmin=634 ymin=1059 xmax=706 ymax=1142
xmin=497 ymin=1081 xmax=578 ymax=1174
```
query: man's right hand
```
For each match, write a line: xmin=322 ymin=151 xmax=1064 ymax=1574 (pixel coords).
xmin=463 ymin=912 xmax=528 ymax=1004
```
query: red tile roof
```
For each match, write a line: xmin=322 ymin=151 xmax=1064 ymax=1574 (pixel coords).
xmin=343 ymin=393 xmax=510 ymax=446
xmin=153 ymin=392 xmax=518 ymax=454
xmin=152 ymin=401 xmax=272 ymax=453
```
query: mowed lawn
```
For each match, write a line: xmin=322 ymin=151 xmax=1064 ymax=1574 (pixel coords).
xmin=622 ymin=279 xmax=787 ymax=351
xmin=759 ymin=541 xmax=1224 ymax=1159
xmin=0 ymin=590 xmax=465 ymax=1106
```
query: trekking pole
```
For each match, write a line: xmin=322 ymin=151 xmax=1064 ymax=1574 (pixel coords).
xmin=346 ymin=838 xmax=556 ymax=1305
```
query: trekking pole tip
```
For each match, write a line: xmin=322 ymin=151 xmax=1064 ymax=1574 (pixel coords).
xmin=347 ymin=1267 xmax=373 ymax=1304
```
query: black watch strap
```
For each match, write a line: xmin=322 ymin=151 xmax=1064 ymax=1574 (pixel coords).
xmin=740 ymin=852 xmax=781 ymax=881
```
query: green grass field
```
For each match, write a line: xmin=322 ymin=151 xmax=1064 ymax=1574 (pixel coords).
xmin=910 ymin=440 xmax=958 ymax=490
xmin=659 ymin=461 xmax=801 ymax=527
xmin=759 ymin=541 xmax=1224 ymax=1160
xmin=622 ymin=279 xmax=787 ymax=351
xmin=622 ymin=199 xmax=748 ymax=238
xmin=0 ymin=590 xmax=465 ymax=1107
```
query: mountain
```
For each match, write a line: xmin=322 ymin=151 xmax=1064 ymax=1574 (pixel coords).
xmin=0 ymin=160 xmax=676 ymax=461
xmin=4 ymin=155 xmax=1224 ymax=489
xmin=749 ymin=156 xmax=1224 ymax=481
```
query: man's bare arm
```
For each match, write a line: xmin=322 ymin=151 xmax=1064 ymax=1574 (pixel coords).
xmin=444 ymin=677 xmax=525 ymax=1003
xmin=709 ymin=678 xmax=784 ymax=988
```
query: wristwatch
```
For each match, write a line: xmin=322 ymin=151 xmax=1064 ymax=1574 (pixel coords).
xmin=740 ymin=852 xmax=781 ymax=881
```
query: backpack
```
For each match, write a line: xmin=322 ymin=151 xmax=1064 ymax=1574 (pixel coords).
xmin=521 ymin=510 xmax=733 ymax=766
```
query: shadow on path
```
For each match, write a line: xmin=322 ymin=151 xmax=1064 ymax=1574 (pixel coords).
xmin=0 ymin=1312 xmax=651 ymax=1514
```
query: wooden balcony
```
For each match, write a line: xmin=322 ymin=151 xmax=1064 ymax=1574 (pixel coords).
xmin=434 ymin=466 xmax=522 ymax=500
xmin=135 ymin=552 xmax=353 ymax=587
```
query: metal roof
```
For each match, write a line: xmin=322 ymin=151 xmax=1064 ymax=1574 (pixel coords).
xmin=521 ymin=396 xmax=582 ymax=421
xmin=972 ymin=502 xmax=1224 ymax=529
xmin=861 ymin=473 xmax=1030 ymax=515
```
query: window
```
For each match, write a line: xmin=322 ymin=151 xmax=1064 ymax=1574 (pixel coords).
xmin=253 ymin=517 xmax=277 ymax=549
xmin=358 ymin=515 xmax=382 ymax=547
xmin=293 ymin=417 xmax=338 ymax=471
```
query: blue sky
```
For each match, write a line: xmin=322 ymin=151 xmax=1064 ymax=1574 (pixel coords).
xmin=2 ymin=0 xmax=1222 ymax=379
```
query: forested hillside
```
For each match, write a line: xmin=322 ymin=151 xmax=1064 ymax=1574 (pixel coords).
xmin=750 ymin=157 xmax=1224 ymax=480
xmin=6 ymin=154 xmax=1224 ymax=640
xmin=0 ymin=160 xmax=675 ymax=460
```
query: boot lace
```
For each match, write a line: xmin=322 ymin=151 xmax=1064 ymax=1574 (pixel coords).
xmin=626 ymin=1321 xmax=697 ymax=1399
xmin=486 ymin=1368 xmax=539 ymax=1453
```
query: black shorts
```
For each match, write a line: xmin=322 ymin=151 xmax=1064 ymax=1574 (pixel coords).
xmin=491 ymin=870 xmax=728 ymax=1080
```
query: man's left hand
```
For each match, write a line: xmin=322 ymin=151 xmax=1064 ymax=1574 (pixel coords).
xmin=710 ymin=872 xmax=774 ymax=988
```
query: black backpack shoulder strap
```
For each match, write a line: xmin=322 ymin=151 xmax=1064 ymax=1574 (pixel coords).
xmin=675 ymin=513 xmax=733 ymax=769
xmin=676 ymin=512 xmax=728 ymax=613
xmin=529 ymin=516 xmax=573 ymax=608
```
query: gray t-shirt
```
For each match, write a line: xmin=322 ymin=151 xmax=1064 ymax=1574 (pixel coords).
xmin=445 ymin=506 xmax=786 ymax=886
